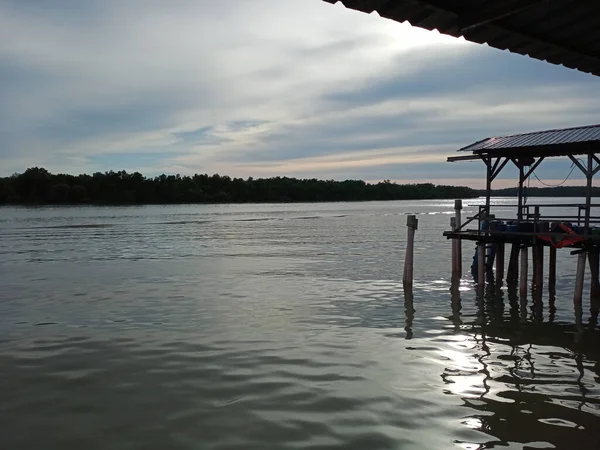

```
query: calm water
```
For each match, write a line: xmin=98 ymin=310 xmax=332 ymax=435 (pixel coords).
xmin=1 ymin=199 xmax=599 ymax=449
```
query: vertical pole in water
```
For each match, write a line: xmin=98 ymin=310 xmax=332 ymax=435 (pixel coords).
xmin=548 ymin=247 xmax=557 ymax=297
xmin=585 ymin=153 xmax=593 ymax=236
xmin=403 ymin=215 xmax=418 ymax=288
xmin=496 ymin=242 xmax=505 ymax=284
xmin=517 ymin=165 xmax=525 ymax=222
xmin=534 ymin=244 xmax=544 ymax=321
xmin=477 ymin=242 xmax=486 ymax=294
xmin=588 ymin=249 xmax=600 ymax=327
xmin=451 ymin=217 xmax=457 ymax=279
xmin=455 ymin=199 xmax=463 ymax=277
xmin=520 ymin=246 xmax=529 ymax=299
xmin=532 ymin=206 xmax=542 ymax=300
xmin=574 ymin=251 xmax=587 ymax=331
xmin=507 ymin=243 xmax=520 ymax=282
xmin=451 ymin=216 xmax=462 ymax=280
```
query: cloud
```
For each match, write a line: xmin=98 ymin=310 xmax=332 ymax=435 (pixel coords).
xmin=0 ymin=0 xmax=599 ymax=187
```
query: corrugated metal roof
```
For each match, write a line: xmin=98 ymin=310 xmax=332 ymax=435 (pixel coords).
xmin=322 ymin=0 xmax=600 ymax=77
xmin=459 ymin=123 xmax=600 ymax=153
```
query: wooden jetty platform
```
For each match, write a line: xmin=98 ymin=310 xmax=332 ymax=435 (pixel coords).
xmin=443 ymin=124 xmax=600 ymax=327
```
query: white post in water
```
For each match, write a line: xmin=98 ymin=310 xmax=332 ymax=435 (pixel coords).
xmin=454 ymin=200 xmax=462 ymax=277
xmin=403 ymin=215 xmax=418 ymax=288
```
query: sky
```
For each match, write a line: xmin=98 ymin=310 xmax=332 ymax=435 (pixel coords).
xmin=1 ymin=0 xmax=599 ymax=188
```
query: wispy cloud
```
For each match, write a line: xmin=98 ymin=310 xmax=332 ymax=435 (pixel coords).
xmin=0 ymin=0 xmax=598 ymax=187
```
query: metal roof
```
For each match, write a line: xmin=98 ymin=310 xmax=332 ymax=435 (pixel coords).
xmin=322 ymin=0 xmax=600 ymax=77
xmin=448 ymin=124 xmax=600 ymax=161
xmin=460 ymin=124 xmax=600 ymax=153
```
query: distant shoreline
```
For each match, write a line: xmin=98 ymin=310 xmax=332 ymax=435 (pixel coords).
xmin=1 ymin=167 xmax=593 ymax=206
xmin=1 ymin=167 xmax=478 ymax=206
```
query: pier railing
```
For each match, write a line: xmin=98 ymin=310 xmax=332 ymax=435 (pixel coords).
xmin=460 ymin=203 xmax=600 ymax=239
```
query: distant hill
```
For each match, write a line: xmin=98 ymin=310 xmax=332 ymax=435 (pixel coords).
xmin=0 ymin=167 xmax=479 ymax=205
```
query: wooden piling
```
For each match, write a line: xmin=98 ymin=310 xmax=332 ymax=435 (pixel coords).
xmin=534 ymin=244 xmax=544 ymax=301
xmin=548 ymin=246 xmax=557 ymax=319
xmin=403 ymin=284 xmax=415 ymax=340
xmin=507 ymin=244 xmax=520 ymax=282
xmin=477 ymin=242 xmax=486 ymax=293
xmin=486 ymin=243 xmax=496 ymax=271
xmin=548 ymin=246 xmax=557 ymax=297
xmin=496 ymin=242 xmax=505 ymax=283
xmin=451 ymin=217 xmax=459 ymax=280
xmin=403 ymin=215 xmax=418 ymax=288
xmin=519 ymin=246 xmax=528 ymax=299
xmin=574 ymin=250 xmax=587 ymax=311
xmin=455 ymin=200 xmax=462 ymax=277
xmin=588 ymin=249 xmax=600 ymax=327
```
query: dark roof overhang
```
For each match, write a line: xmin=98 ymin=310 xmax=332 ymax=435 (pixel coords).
xmin=322 ymin=0 xmax=600 ymax=77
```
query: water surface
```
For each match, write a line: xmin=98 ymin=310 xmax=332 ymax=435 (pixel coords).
xmin=1 ymin=199 xmax=599 ymax=449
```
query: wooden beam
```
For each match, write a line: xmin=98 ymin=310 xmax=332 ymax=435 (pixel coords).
xmin=491 ymin=157 xmax=510 ymax=182
xmin=447 ymin=154 xmax=481 ymax=162
xmin=569 ymin=155 xmax=588 ymax=176
xmin=523 ymin=157 xmax=545 ymax=180
xmin=458 ymin=0 xmax=550 ymax=32
xmin=592 ymin=154 xmax=600 ymax=176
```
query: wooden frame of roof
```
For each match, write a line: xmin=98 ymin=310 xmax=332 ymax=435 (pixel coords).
xmin=322 ymin=0 xmax=600 ymax=77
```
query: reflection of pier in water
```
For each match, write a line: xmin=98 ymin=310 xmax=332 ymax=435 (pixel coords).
xmin=402 ymin=274 xmax=600 ymax=449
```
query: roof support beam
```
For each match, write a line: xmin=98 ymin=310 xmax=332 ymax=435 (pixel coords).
xmin=569 ymin=155 xmax=589 ymax=176
xmin=458 ymin=0 xmax=550 ymax=32
xmin=524 ymin=157 xmax=545 ymax=181
xmin=490 ymin=157 xmax=510 ymax=182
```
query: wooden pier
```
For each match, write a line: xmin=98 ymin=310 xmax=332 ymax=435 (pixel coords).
xmin=443 ymin=124 xmax=600 ymax=328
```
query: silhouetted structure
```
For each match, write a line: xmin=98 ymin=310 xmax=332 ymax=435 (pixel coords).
xmin=322 ymin=1 xmax=600 ymax=77
xmin=444 ymin=123 xmax=600 ymax=328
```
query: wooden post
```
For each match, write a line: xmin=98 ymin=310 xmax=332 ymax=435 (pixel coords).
xmin=477 ymin=242 xmax=486 ymax=293
xmin=451 ymin=217 xmax=459 ymax=280
xmin=450 ymin=277 xmax=462 ymax=329
xmin=507 ymin=243 xmax=520 ymax=282
xmin=588 ymin=249 xmax=600 ymax=328
xmin=455 ymin=200 xmax=463 ymax=277
xmin=403 ymin=215 xmax=418 ymax=288
xmin=404 ymin=284 xmax=415 ymax=340
xmin=496 ymin=242 xmax=505 ymax=283
xmin=517 ymin=165 xmax=525 ymax=221
xmin=585 ymin=153 xmax=593 ymax=237
xmin=574 ymin=251 xmax=587 ymax=312
xmin=519 ymin=246 xmax=528 ymax=299
xmin=534 ymin=244 xmax=544 ymax=302
xmin=548 ymin=247 xmax=557 ymax=296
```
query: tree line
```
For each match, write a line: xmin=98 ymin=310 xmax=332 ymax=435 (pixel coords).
xmin=0 ymin=167 xmax=478 ymax=205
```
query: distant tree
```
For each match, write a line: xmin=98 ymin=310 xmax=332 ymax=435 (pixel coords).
xmin=0 ymin=167 xmax=486 ymax=205
xmin=50 ymin=183 xmax=70 ymax=203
